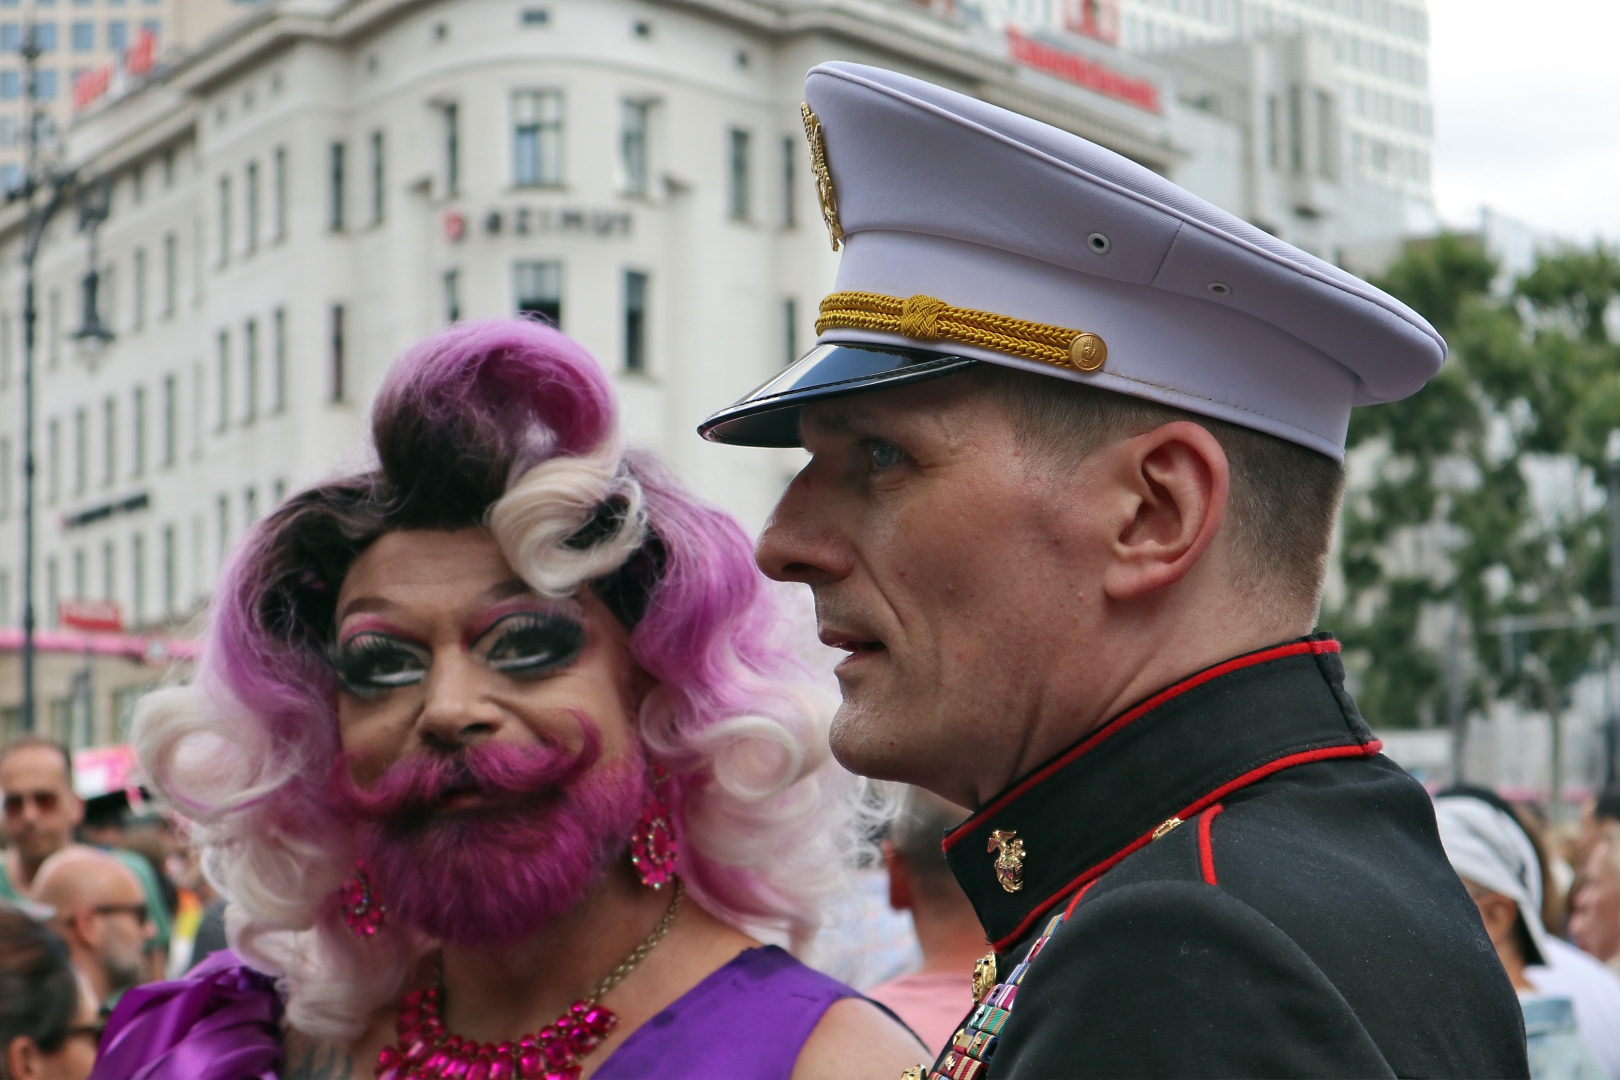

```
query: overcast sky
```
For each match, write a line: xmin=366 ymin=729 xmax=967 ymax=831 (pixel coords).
xmin=1427 ymin=0 xmax=1620 ymax=245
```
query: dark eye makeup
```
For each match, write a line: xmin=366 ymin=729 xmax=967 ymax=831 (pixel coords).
xmin=330 ymin=633 xmax=430 ymax=698
xmin=478 ymin=611 xmax=588 ymax=676
xmin=330 ymin=610 xmax=589 ymax=698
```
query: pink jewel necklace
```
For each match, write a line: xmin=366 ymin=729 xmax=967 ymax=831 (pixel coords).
xmin=377 ymin=880 xmax=684 ymax=1080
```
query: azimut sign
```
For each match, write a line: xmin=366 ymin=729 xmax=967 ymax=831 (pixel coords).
xmin=1007 ymin=28 xmax=1162 ymax=114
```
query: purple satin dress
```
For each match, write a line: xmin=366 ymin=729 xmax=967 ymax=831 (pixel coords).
xmin=93 ymin=946 xmax=859 ymax=1080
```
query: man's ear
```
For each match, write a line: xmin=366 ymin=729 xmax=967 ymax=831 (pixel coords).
xmin=1101 ymin=421 xmax=1229 ymax=603
xmin=67 ymin=907 xmax=101 ymax=949
xmin=7 ymin=1033 xmax=41 ymax=1080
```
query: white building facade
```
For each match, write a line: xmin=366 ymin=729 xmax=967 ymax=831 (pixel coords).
xmin=0 ymin=0 xmax=1261 ymax=745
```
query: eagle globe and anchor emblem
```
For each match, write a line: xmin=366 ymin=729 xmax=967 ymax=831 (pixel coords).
xmin=987 ymin=829 xmax=1026 ymax=893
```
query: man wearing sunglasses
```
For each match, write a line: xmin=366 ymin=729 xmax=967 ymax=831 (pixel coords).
xmin=0 ymin=738 xmax=84 ymax=900
xmin=33 ymin=848 xmax=155 ymax=1013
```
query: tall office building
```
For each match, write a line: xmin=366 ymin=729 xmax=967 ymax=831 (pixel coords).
xmin=0 ymin=0 xmax=246 ymax=192
xmin=968 ymin=0 xmax=1431 ymax=205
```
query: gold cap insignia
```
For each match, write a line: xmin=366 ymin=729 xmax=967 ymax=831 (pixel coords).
xmin=987 ymin=829 xmax=1025 ymax=894
xmin=801 ymin=104 xmax=844 ymax=252
xmin=971 ymin=952 xmax=998 ymax=1003
xmin=1151 ymin=816 xmax=1183 ymax=840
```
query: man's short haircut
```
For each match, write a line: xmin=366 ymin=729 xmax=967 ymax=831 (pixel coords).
xmin=889 ymin=786 xmax=970 ymax=907
xmin=0 ymin=736 xmax=75 ymax=792
xmin=974 ymin=364 xmax=1346 ymax=621
xmin=1594 ymin=787 xmax=1620 ymax=827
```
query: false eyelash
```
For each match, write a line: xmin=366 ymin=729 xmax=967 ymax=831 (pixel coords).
xmin=328 ymin=633 xmax=428 ymax=696
xmin=482 ymin=611 xmax=588 ymax=676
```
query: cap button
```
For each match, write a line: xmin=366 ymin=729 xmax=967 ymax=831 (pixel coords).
xmin=1069 ymin=333 xmax=1107 ymax=372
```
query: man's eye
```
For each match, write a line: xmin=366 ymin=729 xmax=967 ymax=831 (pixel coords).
xmin=869 ymin=442 xmax=904 ymax=470
xmin=483 ymin=614 xmax=587 ymax=676
xmin=331 ymin=635 xmax=428 ymax=697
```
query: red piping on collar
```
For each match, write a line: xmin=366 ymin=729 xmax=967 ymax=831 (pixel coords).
xmin=988 ymin=737 xmax=1380 ymax=952
xmin=944 ymin=639 xmax=1341 ymax=853
xmin=1197 ymin=804 xmax=1225 ymax=886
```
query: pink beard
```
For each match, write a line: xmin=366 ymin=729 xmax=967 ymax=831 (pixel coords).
xmin=336 ymin=730 xmax=650 ymax=947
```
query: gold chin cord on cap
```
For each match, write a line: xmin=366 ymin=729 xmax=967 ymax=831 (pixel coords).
xmin=816 ymin=291 xmax=1107 ymax=373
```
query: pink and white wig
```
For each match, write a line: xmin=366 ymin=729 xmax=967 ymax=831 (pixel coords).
xmin=133 ymin=319 xmax=848 ymax=1038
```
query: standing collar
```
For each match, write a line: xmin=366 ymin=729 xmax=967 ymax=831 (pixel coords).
xmin=943 ymin=635 xmax=1381 ymax=951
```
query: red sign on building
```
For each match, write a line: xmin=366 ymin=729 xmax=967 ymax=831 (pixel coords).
xmin=59 ymin=599 xmax=124 ymax=633
xmin=1007 ymin=28 xmax=1161 ymax=114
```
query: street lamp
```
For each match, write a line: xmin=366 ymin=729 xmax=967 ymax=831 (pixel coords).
xmin=71 ymin=177 xmax=113 ymax=345
xmin=15 ymin=25 xmax=71 ymax=732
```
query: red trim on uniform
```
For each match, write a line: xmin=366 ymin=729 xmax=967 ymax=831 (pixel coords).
xmin=943 ymin=639 xmax=1340 ymax=852
xmin=1197 ymin=804 xmax=1225 ymax=885
xmin=1062 ymin=879 xmax=1099 ymax=919
xmin=986 ymin=737 xmax=1377 ymax=951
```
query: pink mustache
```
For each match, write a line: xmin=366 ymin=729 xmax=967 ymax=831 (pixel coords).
xmin=335 ymin=726 xmax=603 ymax=827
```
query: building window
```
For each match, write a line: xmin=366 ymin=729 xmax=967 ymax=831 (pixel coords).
xmin=1315 ymin=90 xmax=1337 ymax=180
xmin=215 ymin=329 xmax=229 ymax=429
xmin=272 ymin=307 xmax=286 ymax=412
xmin=0 ymin=437 xmax=10 ymax=519
xmin=161 ymin=372 xmax=176 ymax=466
xmin=216 ymin=494 xmax=228 ymax=560
xmin=328 ymin=141 xmax=345 ymax=231
xmin=162 ymin=232 xmax=176 ymax=316
xmin=46 ymin=417 xmax=59 ymax=503
xmin=131 ymin=532 xmax=144 ymax=625
xmin=513 ymin=261 xmax=561 ymax=325
xmin=784 ymin=297 xmax=798 ymax=365
xmin=131 ymin=163 xmax=143 ymax=204
xmin=1287 ymin=86 xmax=1304 ymax=174
xmin=781 ymin=135 xmax=795 ymax=228
xmin=621 ymin=99 xmax=648 ymax=195
xmin=31 ymin=24 xmax=56 ymax=51
xmin=190 ymin=362 xmax=203 ymax=457
xmin=47 ymin=289 xmax=59 ymax=367
xmin=132 ymin=246 xmax=145 ymax=328
xmin=368 ymin=129 xmax=384 ymax=223
xmin=106 ymin=20 xmax=125 ymax=51
xmin=0 ymin=72 xmax=17 ymax=101
xmin=131 ymin=384 xmax=145 ymax=477
xmin=217 ymin=174 xmax=231 ymax=263
xmin=100 ymin=540 xmax=114 ymax=604
xmin=73 ymin=550 xmax=85 ymax=603
xmin=1266 ymin=94 xmax=1280 ymax=169
xmin=330 ymin=303 xmax=345 ymax=402
xmin=512 ymin=90 xmax=563 ymax=187
xmin=72 ymin=407 xmax=86 ymax=495
xmin=624 ymin=270 xmax=647 ymax=373
xmin=29 ymin=68 xmax=53 ymax=100
xmin=243 ymin=486 xmax=258 ymax=527
xmin=101 ymin=397 xmax=115 ymax=487
xmin=245 ymin=159 xmax=260 ymax=252
xmin=443 ymin=269 xmax=460 ymax=324
xmin=443 ymin=103 xmax=459 ymax=196
xmin=727 ymin=128 xmax=750 ymax=220
xmin=273 ymin=145 xmax=287 ymax=239
xmin=70 ymin=20 xmax=91 ymax=51
xmin=162 ymin=524 xmax=175 ymax=615
xmin=243 ymin=318 xmax=258 ymax=421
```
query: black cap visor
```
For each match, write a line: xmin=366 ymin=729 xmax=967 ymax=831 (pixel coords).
xmin=698 ymin=343 xmax=979 ymax=447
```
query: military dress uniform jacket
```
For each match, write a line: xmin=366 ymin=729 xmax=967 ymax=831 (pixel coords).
xmin=930 ymin=636 xmax=1529 ymax=1080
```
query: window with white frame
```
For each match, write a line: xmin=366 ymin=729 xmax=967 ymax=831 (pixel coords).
xmin=513 ymin=90 xmax=564 ymax=187
xmin=514 ymin=261 xmax=562 ymax=325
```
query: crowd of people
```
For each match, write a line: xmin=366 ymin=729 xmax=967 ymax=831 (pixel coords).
xmin=6 ymin=724 xmax=1620 ymax=1080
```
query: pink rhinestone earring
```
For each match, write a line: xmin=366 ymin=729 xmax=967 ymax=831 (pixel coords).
xmin=338 ymin=859 xmax=387 ymax=939
xmin=630 ymin=766 xmax=678 ymax=890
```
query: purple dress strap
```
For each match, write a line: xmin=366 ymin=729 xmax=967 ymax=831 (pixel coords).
xmin=91 ymin=950 xmax=283 ymax=1080
xmin=593 ymin=945 xmax=860 ymax=1080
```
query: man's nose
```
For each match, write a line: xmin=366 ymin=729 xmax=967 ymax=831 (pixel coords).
xmin=415 ymin=653 xmax=503 ymax=749
xmin=754 ymin=467 xmax=853 ymax=586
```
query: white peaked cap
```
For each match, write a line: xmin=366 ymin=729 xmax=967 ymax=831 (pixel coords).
xmin=699 ymin=62 xmax=1445 ymax=461
xmin=1432 ymin=794 xmax=1550 ymax=967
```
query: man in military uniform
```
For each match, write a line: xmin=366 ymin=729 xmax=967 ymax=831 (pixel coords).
xmin=700 ymin=63 xmax=1528 ymax=1078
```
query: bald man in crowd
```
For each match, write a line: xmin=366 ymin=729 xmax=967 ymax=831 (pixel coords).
xmin=0 ymin=738 xmax=84 ymax=900
xmin=33 ymin=848 xmax=154 ymax=1011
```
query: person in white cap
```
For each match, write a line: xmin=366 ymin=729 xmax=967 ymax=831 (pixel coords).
xmin=701 ymin=62 xmax=1528 ymax=1078
xmin=1434 ymin=788 xmax=1610 ymax=1079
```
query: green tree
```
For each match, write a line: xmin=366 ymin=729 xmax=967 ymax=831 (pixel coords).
xmin=1332 ymin=236 xmax=1620 ymax=740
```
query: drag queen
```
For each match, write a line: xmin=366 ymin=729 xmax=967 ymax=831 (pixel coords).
xmin=91 ymin=320 xmax=923 ymax=1079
